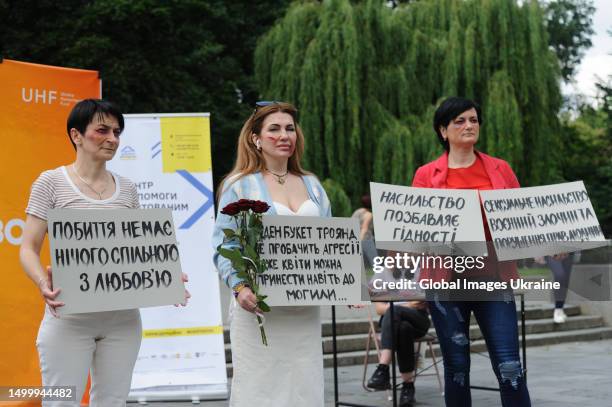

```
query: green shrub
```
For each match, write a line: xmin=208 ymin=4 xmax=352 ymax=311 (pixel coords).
xmin=321 ymin=178 xmax=352 ymax=217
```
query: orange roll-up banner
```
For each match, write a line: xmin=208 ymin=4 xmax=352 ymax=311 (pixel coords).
xmin=0 ymin=59 xmax=100 ymax=405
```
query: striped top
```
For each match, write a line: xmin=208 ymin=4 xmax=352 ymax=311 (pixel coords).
xmin=26 ymin=166 xmax=139 ymax=221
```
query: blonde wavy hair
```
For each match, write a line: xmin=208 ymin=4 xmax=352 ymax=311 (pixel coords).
xmin=218 ymin=102 xmax=310 ymax=197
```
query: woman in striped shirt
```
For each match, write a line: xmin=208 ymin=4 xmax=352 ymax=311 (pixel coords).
xmin=20 ymin=99 xmax=144 ymax=406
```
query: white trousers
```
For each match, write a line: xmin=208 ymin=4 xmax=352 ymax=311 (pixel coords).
xmin=36 ymin=307 xmax=142 ymax=407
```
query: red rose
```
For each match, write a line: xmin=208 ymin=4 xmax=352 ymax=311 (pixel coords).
xmin=221 ymin=202 xmax=241 ymax=216
xmin=236 ymin=199 xmax=254 ymax=211
xmin=222 ymin=199 xmax=269 ymax=215
xmin=252 ymin=200 xmax=270 ymax=213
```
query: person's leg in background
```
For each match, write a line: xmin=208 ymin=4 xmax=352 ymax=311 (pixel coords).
xmin=362 ymin=239 xmax=379 ymax=268
xmin=366 ymin=306 xmax=428 ymax=385
xmin=89 ymin=310 xmax=142 ymax=407
xmin=393 ymin=307 xmax=431 ymax=407
xmin=367 ymin=305 xmax=398 ymax=391
xmin=367 ymin=307 xmax=392 ymax=391
xmin=36 ymin=310 xmax=96 ymax=407
xmin=473 ymin=298 xmax=531 ymax=407
xmin=546 ymin=255 xmax=573 ymax=323
xmin=428 ymin=297 xmax=472 ymax=407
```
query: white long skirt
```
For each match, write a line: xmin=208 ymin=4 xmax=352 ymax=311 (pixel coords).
xmin=229 ymin=299 xmax=324 ymax=406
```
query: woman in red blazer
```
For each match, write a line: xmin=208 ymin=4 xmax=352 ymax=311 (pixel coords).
xmin=412 ymin=97 xmax=531 ymax=407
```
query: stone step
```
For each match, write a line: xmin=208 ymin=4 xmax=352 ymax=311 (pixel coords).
xmin=319 ymin=315 xmax=604 ymax=354
xmin=222 ymin=304 xmax=582 ymax=343
xmin=320 ymin=304 xmax=582 ymax=337
xmin=225 ymin=327 xmax=612 ymax=376
xmin=322 ymin=305 xmax=580 ymax=337
xmin=465 ymin=314 xmax=602 ymax=341
xmin=319 ymin=326 xmax=612 ymax=369
xmin=224 ymin=314 xmax=602 ymax=363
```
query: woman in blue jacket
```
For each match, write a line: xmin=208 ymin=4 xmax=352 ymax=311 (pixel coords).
xmin=212 ymin=101 xmax=331 ymax=407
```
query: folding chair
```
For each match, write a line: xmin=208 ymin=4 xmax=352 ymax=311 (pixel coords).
xmin=362 ymin=305 xmax=444 ymax=397
xmin=414 ymin=333 xmax=444 ymax=394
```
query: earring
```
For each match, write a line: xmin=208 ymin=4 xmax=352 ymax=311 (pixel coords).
xmin=256 ymin=140 xmax=261 ymax=150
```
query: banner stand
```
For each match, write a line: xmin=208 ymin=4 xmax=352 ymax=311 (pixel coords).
xmin=0 ymin=58 xmax=100 ymax=394
xmin=108 ymin=113 xmax=228 ymax=402
xmin=130 ymin=385 xmax=228 ymax=404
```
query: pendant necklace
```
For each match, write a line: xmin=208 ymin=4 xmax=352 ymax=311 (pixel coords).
xmin=267 ymin=169 xmax=288 ymax=185
xmin=72 ymin=164 xmax=110 ymax=199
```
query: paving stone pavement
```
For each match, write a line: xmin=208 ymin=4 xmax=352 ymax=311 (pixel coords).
xmin=132 ymin=339 xmax=612 ymax=407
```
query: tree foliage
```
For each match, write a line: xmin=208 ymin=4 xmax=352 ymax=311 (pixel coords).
xmin=542 ymin=0 xmax=595 ymax=81
xmin=0 ymin=0 xmax=292 ymax=185
xmin=2 ymin=0 xmax=598 ymax=210
xmin=255 ymin=0 xmax=563 ymax=204
xmin=322 ymin=178 xmax=352 ymax=217
xmin=559 ymin=50 xmax=612 ymax=236
xmin=559 ymin=101 xmax=611 ymax=235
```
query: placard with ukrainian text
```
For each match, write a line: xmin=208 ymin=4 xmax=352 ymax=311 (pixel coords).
xmin=47 ymin=208 xmax=185 ymax=314
xmin=481 ymin=181 xmax=608 ymax=261
xmin=258 ymin=215 xmax=362 ymax=305
xmin=370 ymin=182 xmax=487 ymax=256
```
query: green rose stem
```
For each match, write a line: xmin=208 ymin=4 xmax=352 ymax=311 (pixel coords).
xmin=243 ymin=255 xmax=268 ymax=346
xmin=218 ymin=200 xmax=271 ymax=346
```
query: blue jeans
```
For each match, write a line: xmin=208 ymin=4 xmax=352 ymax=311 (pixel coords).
xmin=428 ymin=295 xmax=531 ymax=407
xmin=545 ymin=255 xmax=573 ymax=308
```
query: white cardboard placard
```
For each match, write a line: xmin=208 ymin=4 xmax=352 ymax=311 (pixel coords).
xmin=481 ymin=181 xmax=607 ymax=260
xmin=258 ymin=215 xmax=362 ymax=306
xmin=48 ymin=208 xmax=185 ymax=314
xmin=370 ymin=182 xmax=487 ymax=256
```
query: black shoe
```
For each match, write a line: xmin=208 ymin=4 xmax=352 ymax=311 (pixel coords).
xmin=399 ymin=381 xmax=415 ymax=407
xmin=367 ymin=364 xmax=391 ymax=390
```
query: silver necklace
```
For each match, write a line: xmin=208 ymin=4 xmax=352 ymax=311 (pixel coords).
xmin=267 ymin=168 xmax=288 ymax=184
xmin=72 ymin=164 xmax=110 ymax=199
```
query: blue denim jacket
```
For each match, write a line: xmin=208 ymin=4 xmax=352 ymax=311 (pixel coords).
xmin=212 ymin=172 xmax=332 ymax=288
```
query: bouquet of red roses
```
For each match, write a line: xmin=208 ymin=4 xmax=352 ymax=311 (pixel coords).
xmin=217 ymin=199 xmax=271 ymax=345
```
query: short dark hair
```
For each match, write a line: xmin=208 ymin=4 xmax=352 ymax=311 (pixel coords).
xmin=433 ymin=97 xmax=482 ymax=151
xmin=66 ymin=99 xmax=124 ymax=150
xmin=361 ymin=194 xmax=371 ymax=210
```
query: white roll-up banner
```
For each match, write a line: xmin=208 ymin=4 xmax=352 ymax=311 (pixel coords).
xmin=108 ymin=113 xmax=227 ymax=402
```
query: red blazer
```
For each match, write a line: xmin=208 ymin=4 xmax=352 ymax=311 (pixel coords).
xmin=411 ymin=150 xmax=520 ymax=282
